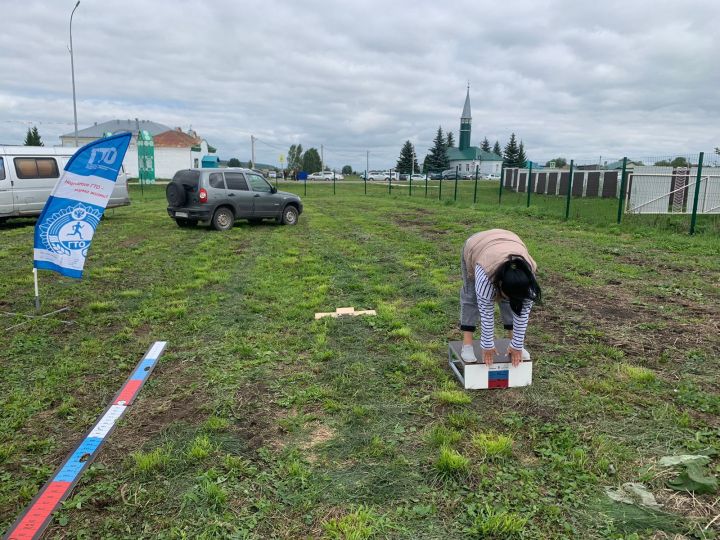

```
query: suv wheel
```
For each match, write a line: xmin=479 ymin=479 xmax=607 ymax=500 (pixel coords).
xmin=212 ymin=207 xmax=234 ymax=231
xmin=281 ymin=205 xmax=298 ymax=226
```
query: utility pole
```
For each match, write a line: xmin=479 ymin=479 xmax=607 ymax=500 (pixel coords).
xmin=321 ymin=144 xmax=324 ymax=171
xmin=69 ymin=1 xmax=80 ymax=147
xmin=250 ymin=135 xmax=255 ymax=168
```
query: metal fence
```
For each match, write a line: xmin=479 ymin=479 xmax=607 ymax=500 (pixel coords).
xmin=274 ymin=153 xmax=720 ymax=235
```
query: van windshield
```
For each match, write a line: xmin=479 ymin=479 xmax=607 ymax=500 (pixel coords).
xmin=172 ymin=170 xmax=200 ymax=188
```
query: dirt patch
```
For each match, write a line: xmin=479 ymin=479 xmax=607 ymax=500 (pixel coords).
xmin=232 ymin=381 xmax=285 ymax=451
xmin=655 ymin=487 xmax=719 ymax=525
xmin=300 ymin=423 xmax=335 ymax=463
xmin=537 ymin=272 xmax=720 ymax=362
xmin=117 ymin=236 xmax=144 ymax=249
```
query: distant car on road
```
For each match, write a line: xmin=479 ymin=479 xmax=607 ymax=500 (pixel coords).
xmin=367 ymin=170 xmax=388 ymax=181
xmin=410 ymin=174 xmax=425 ymax=181
xmin=308 ymin=172 xmax=325 ymax=180
xmin=484 ymin=173 xmax=500 ymax=180
xmin=428 ymin=171 xmax=443 ymax=180
xmin=441 ymin=169 xmax=458 ymax=179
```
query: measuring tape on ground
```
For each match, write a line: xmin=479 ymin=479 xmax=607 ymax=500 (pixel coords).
xmin=3 ymin=341 xmax=167 ymax=540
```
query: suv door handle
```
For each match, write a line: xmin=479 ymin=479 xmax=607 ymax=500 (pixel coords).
xmin=254 ymin=194 xmax=260 ymax=197
xmin=228 ymin=193 xmax=235 ymax=197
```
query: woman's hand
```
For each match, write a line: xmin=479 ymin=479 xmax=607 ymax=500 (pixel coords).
xmin=482 ymin=348 xmax=496 ymax=366
xmin=507 ymin=346 xmax=523 ymax=367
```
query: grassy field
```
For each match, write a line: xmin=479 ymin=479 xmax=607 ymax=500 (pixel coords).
xmin=1 ymin=183 xmax=719 ymax=539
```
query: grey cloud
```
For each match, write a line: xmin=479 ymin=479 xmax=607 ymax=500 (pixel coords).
xmin=1 ymin=0 xmax=718 ymax=170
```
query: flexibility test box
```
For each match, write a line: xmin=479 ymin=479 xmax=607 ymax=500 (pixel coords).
xmin=448 ymin=338 xmax=532 ymax=390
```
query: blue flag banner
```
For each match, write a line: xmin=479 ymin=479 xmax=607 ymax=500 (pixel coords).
xmin=33 ymin=132 xmax=131 ymax=279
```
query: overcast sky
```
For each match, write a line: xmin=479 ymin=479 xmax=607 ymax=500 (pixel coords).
xmin=2 ymin=0 xmax=719 ymax=169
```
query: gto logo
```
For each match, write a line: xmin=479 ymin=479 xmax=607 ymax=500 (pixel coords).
xmin=87 ymin=147 xmax=118 ymax=170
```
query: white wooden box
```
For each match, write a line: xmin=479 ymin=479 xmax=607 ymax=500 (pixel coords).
xmin=448 ymin=338 xmax=532 ymax=390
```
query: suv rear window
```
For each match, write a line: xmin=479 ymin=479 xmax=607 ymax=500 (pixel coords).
xmin=172 ymin=169 xmax=200 ymax=187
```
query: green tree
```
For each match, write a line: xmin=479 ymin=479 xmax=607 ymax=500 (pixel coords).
xmin=24 ymin=126 xmax=44 ymax=146
xmin=227 ymin=157 xmax=241 ymax=167
xmin=493 ymin=141 xmax=502 ymax=157
xmin=481 ymin=137 xmax=491 ymax=152
xmin=503 ymin=134 xmax=520 ymax=166
xmin=422 ymin=154 xmax=430 ymax=174
xmin=654 ymin=157 xmax=689 ymax=167
xmin=396 ymin=141 xmax=420 ymax=174
xmin=546 ymin=157 xmax=567 ymax=168
xmin=517 ymin=141 xmax=527 ymax=167
xmin=287 ymin=144 xmax=303 ymax=171
xmin=302 ymin=147 xmax=321 ymax=172
xmin=446 ymin=131 xmax=455 ymax=148
xmin=341 ymin=165 xmax=352 ymax=175
xmin=427 ymin=126 xmax=449 ymax=171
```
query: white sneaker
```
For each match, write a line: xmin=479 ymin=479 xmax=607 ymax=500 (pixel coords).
xmin=521 ymin=348 xmax=531 ymax=361
xmin=461 ymin=345 xmax=477 ymax=363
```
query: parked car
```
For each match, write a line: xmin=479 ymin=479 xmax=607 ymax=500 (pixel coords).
xmin=484 ymin=173 xmax=500 ymax=180
xmin=166 ymin=167 xmax=303 ymax=230
xmin=0 ymin=146 xmax=130 ymax=223
xmin=441 ymin=169 xmax=457 ymax=179
xmin=367 ymin=170 xmax=389 ymax=181
xmin=268 ymin=171 xmax=277 ymax=178
xmin=308 ymin=171 xmax=325 ymax=180
xmin=410 ymin=174 xmax=425 ymax=182
xmin=428 ymin=171 xmax=443 ymax=180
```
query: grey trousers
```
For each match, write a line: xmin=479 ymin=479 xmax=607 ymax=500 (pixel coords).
xmin=459 ymin=246 xmax=513 ymax=332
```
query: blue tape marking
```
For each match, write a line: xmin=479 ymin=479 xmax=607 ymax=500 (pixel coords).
xmin=53 ymin=437 xmax=103 ymax=482
xmin=488 ymin=370 xmax=509 ymax=381
xmin=129 ymin=358 xmax=157 ymax=381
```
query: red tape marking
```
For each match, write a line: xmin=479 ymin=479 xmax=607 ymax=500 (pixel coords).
xmin=7 ymin=482 xmax=70 ymax=540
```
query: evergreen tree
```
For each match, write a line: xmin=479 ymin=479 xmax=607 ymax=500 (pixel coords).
xmin=503 ymin=134 xmax=520 ymax=166
xmin=341 ymin=165 xmax=352 ymax=175
xmin=427 ymin=126 xmax=449 ymax=171
xmin=446 ymin=131 xmax=455 ymax=148
xmin=517 ymin=141 xmax=527 ymax=167
xmin=396 ymin=141 xmax=420 ymax=174
xmin=301 ymin=148 xmax=321 ymax=172
xmin=24 ymin=126 xmax=44 ymax=146
xmin=481 ymin=137 xmax=491 ymax=152
xmin=422 ymin=154 xmax=430 ymax=174
xmin=227 ymin=158 xmax=241 ymax=167
xmin=492 ymin=141 xmax=502 ymax=157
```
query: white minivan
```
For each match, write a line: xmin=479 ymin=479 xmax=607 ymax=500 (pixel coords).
xmin=0 ymin=146 xmax=131 ymax=222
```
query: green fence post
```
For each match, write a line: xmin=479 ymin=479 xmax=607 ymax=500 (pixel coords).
xmin=565 ymin=160 xmax=574 ymax=220
xmin=439 ymin=176 xmax=443 ymax=200
xmin=388 ymin=171 xmax=391 ymax=195
xmin=409 ymin=174 xmax=412 ymax=197
xmin=425 ymin=174 xmax=428 ymax=198
xmin=526 ymin=162 xmax=533 ymax=208
xmin=454 ymin=167 xmax=458 ymax=201
xmin=304 ymin=177 xmax=307 ymax=197
xmin=333 ymin=171 xmax=336 ymax=195
xmin=689 ymin=152 xmax=705 ymax=235
xmin=364 ymin=172 xmax=367 ymax=195
xmin=498 ymin=163 xmax=505 ymax=204
xmin=473 ymin=165 xmax=478 ymax=204
xmin=616 ymin=157 xmax=628 ymax=224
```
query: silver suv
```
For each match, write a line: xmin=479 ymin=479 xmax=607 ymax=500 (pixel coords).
xmin=166 ymin=168 xmax=303 ymax=230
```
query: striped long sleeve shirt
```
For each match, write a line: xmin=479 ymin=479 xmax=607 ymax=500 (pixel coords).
xmin=474 ymin=264 xmax=533 ymax=351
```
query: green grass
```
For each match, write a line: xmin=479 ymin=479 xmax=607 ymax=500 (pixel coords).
xmin=0 ymin=184 xmax=718 ymax=538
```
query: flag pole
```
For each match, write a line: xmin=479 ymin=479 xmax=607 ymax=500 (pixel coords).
xmin=33 ymin=268 xmax=40 ymax=312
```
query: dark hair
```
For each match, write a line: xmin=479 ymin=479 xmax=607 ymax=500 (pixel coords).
xmin=495 ymin=258 xmax=541 ymax=316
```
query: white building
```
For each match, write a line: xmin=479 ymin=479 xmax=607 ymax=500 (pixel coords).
xmin=60 ymin=119 xmax=216 ymax=179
